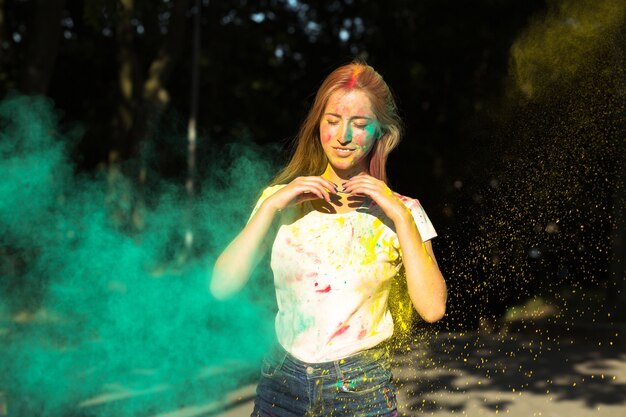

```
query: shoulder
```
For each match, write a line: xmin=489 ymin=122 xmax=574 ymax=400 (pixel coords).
xmin=392 ymin=192 xmax=437 ymax=240
xmin=252 ymin=184 xmax=287 ymax=208
xmin=258 ymin=184 xmax=287 ymax=199
xmin=248 ymin=184 xmax=289 ymax=220
xmin=393 ymin=192 xmax=422 ymax=210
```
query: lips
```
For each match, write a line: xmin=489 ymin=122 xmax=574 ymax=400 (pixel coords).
xmin=333 ymin=147 xmax=356 ymax=156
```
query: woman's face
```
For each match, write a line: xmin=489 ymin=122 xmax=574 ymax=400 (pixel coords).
xmin=319 ymin=89 xmax=381 ymax=175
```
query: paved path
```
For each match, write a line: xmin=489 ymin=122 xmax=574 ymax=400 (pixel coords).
xmin=215 ymin=331 xmax=626 ymax=417
xmin=8 ymin=328 xmax=617 ymax=416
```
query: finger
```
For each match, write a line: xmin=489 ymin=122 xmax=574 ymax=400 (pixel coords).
xmin=345 ymin=184 xmax=381 ymax=198
xmin=319 ymin=177 xmax=339 ymax=192
xmin=318 ymin=178 xmax=339 ymax=194
xmin=343 ymin=181 xmax=376 ymax=193
xmin=308 ymin=184 xmax=332 ymax=202
xmin=335 ymin=185 xmax=351 ymax=195
xmin=319 ymin=185 xmax=332 ymax=202
xmin=344 ymin=189 xmax=369 ymax=198
xmin=302 ymin=176 xmax=334 ymax=188
xmin=298 ymin=189 xmax=325 ymax=202
xmin=304 ymin=178 xmax=337 ymax=195
xmin=344 ymin=180 xmax=388 ymax=195
xmin=342 ymin=177 xmax=375 ymax=190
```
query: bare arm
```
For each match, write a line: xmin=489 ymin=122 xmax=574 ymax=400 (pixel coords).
xmin=343 ymin=175 xmax=447 ymax=322
xmin=210 ymin=176 xmax=337 ymax=299
xmin=210 ymin=201 xmax=278 ymax=299
xmin=394 ymin=212 xmax=447 ymax=322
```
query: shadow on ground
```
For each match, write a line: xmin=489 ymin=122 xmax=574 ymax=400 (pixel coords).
xmin=392 ymin=327 xmax=626 ymax=416
xmin=2 ymin=314 xmax=625 ymax=417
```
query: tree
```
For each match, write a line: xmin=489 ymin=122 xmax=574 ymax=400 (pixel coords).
xmin=18 ymin=0 xmax=66 ymax=95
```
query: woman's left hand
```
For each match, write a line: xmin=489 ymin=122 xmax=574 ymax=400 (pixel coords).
xmin=342 ymin=174 xmax=410 ymax=224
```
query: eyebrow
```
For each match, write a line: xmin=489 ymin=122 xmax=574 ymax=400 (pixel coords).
xmin=323 ymin=112 xmax=373 ymax=120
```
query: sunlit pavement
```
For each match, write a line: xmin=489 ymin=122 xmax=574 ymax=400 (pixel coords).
xmin=391 ymin=330 xmax=626 ymax=417
xmin=3 ymin=320 xmax=625 ymax=416
xmin=215 ymin=330 xmax=626 ymax=417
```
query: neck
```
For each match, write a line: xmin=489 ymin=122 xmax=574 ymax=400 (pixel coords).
xmin=322 ymin=164 xmax=368 ymax=185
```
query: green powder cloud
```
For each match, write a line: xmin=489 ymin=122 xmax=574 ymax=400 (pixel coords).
xmin=0 ymin=94 xmax=277 ymax=416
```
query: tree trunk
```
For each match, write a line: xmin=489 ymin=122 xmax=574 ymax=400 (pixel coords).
xmin=183 ymin=0 xmax=201 ymax=255
xmin=18 ymin=0 xmax=66 ymax=95
xmin=0 ymin=0 xmax=6 ymax=62
xmin=111 ymin=0 xmax=139 ymax=161
xmin=108 ymin=0 xmax=191 ymax=233
xmin=107 ymin=0 xmax=140 ymax=232
xmin=136 ymin=0 xmax=191 ymax=179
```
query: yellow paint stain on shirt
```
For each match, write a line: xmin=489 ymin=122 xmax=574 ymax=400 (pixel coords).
xmin=359 ymin=219 xmax=385 ymax=264
xmin=369 ymin=298 xmax=381 ymax=317
xmin=381 ymin=236 xmax=398 ymax=260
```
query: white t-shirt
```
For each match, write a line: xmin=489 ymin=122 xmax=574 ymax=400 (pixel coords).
xmin=249 ymin=184 xmax=437 ymax=363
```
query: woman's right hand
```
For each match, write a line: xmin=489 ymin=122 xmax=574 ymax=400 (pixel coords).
xmin=263 ymin=176 xmax=338 ymax=212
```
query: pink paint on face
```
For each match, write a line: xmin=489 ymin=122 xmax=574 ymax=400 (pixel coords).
xmin=319 ymin=89 xmax=380 ymax=177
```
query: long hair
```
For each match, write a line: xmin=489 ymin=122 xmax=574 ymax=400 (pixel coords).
xmin=272 ymin=61 xmax=403 ymax=185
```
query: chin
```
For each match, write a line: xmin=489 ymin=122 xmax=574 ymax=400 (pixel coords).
xmin=331 ymin=162 xmax=358 ymax=172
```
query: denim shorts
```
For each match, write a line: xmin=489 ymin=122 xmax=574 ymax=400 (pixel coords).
xmin=251 ymin=342 xmax=398 ymax=417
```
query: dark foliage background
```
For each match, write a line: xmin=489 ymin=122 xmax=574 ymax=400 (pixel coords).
xmin=1 ymin=0 xmax=624 ymax=331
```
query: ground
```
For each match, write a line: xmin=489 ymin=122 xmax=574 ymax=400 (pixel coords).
xmin=215 ymin=329 xmax=626 ymax=417
xmin=2 ymin=321 xmax=624 ymax=416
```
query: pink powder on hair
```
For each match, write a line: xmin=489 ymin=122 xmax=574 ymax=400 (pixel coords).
xmin=345 ymin=67 xmax=363 ymax=89
xmin=346 ymin=75 xmax=358 ymax=89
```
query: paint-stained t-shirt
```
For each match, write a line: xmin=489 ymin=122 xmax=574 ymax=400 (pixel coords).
xmin=249 ymin=184 xmax=437 ymax=363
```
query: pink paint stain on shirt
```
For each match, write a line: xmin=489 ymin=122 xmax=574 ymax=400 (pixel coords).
xmin=315 ymin=284 xmax=331 ymax=293
xmin=331 ymin=323 xmax=350 ymax=339
xmin=358 ymin=327 xmax=367 ymax=339
xmin=286 ymin=237 xmax=304 ymax=253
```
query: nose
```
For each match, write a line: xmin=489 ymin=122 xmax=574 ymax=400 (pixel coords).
xmin=337 ymin=124 xmax=353 ymax=145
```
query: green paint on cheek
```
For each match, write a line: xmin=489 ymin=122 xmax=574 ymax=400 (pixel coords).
xmin=364 ymin=123 xmax=379 ymax=139
xmin=0 ymin=95 xmax=277 ymax=416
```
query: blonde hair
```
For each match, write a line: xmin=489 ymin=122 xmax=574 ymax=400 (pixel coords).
xmin=272 ymin=61 xmax=403 ymax=185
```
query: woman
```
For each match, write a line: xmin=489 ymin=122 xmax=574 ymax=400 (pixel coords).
xmin=211 ymin=61 xmax=447 ymax=416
